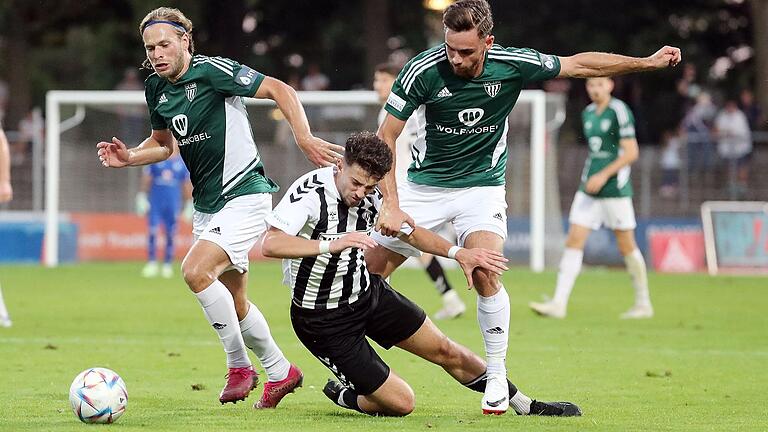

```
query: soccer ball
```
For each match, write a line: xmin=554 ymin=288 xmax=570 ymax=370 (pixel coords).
xmin=68 ymin=367 xmax=128 ymax=424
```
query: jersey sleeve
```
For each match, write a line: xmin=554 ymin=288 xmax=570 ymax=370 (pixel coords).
xmin=502 ymin=47 xmax=561 ymax=83
xmin=384 ymin=56 xmax=431 ymax=121
xmin=613 ymin=102 xmax=636 ymax=139
xmin=266 ymin=177 xmax=319 ymax=236
xmin=144 ymin=77 xmax=168 ymax=130
xmin=200 ymin=56 xmax=266 ymax=98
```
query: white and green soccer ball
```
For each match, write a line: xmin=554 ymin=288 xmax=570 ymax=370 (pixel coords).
xmin=68 ymin=367 xmax=128 ymax=424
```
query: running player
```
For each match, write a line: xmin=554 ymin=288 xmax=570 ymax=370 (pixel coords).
xmin=529 ymin=77 xmax=653 ymax=319
xmin=368 ymin=0 xmax=680 ymax=414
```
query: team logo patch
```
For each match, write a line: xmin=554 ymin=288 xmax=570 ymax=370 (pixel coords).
xmin=172 ymin=114 xmax=188 ymax=136
xmin=483 ymin=81 xmax=501 ymax=98
xmin=601 ymin=119 xmax=612 ymax=132
xmin=584 ymin=121 xmax=592 ymax=130
xmin=458 ymin=108 xmax=484 ymax=127
xmin=542 ymin=54 xmax=556 ymax=70
xmin=236 ymin=66 xmax=258 ymax=86
xmin=185 ymin=83 xmax=197 ymax=102
xmin=158 ymin=93 xmax=168 ymax=104
xmin=387 ymin=92 xmax=406 ymax=112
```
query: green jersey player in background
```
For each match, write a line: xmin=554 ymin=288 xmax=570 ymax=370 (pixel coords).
xmin=97 ymin=7 xmax=344 ymax=408
xmin=529 ymin=77 xmax=653 ymax=320
xmin=367 ymin=0 xmax=680 ymax=415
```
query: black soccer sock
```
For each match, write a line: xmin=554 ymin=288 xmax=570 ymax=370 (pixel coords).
xmin=323 ymin=379 xmax=365 ymax=414
xmin=462 ymin=372 xmax=519 ymax=398
xmin=426 ymin=257 xmax=452 ymax=295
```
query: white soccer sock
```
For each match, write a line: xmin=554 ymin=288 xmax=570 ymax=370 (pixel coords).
xmin=239 ymin=302 xmax=290 ymax=382
xmin=0 ymin=284 xmax=10 ymax=320
xmin=194 ymin=280 xmax=251 ymax=369
xmin=477 ymin=285 xmax=509 ymax=376
xmin=510 ymin=389 xmax=533 ymax=415
xmin=552 ymin=248 xmax=584 ymax=306
xmin=624 ymin=249 xmax=651 ymax=308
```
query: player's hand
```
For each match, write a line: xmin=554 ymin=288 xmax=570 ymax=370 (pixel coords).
xmin=182 ymin=200 xmax=194 ymax=222
xmin=0 ymin=180 xmax=12 ymax=203
xmin=135 ymin=192 xmax=149 ymax=216
xmin=585 ymin=172 xmax=608 ymax=194
xmin=97 ymin=137 xmax=130 ymax=168
xmin=455 ymin=248 xmax=509 ymax=288
xmin=376 ymin=204 xmax=415 ymax=237
xmin=297 ymin=136 xmax=344 ymax=168
xmin=329 ymin=232 xmax=378 ymax=254
xmin=648 ymin=46 xmax=682 ymax=69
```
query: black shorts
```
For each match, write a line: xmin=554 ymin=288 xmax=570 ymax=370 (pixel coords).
xmin=290 ymin=274 xmax=427 ymax=395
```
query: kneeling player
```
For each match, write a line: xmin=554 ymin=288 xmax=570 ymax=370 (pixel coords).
xmin=261 ymin=132 xmax=581 ymax=417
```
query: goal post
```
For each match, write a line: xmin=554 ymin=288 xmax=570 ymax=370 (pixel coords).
xmin=44 ymin=89 xmax=560 ymax=271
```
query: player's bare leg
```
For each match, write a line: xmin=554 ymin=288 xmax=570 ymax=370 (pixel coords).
xmin=530 ymin=224 xmax=590 ymax=319
xmin=218 ymin=269 xmax=301 ymax=409
xmin=615 ymin=229 xmax=653 ymax=319
xmin=463 ymin=230 xmax=510 ymax=414
xmin=182 ymin=240 xmax=255 ymax=404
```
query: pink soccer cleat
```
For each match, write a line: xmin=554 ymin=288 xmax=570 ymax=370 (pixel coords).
xmin=254 ymin=364 xmax=304 ymax=409
xmin=219 ymin=366 xmax=258 ymax=404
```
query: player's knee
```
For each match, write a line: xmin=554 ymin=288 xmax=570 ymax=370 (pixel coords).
xmin=181 ymin=259 xmax=216 ymax=292
xmin=472 ymin=268 xmax=498 ymax=293
xmin=387 ymin=389 xmax=415 ymax=416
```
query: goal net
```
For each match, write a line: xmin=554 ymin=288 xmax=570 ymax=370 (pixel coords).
xmin=44 ymin=90 xmax=565 ymax=270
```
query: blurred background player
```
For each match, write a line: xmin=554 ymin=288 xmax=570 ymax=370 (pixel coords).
xmin=0 ymin=123 xmax=12 ymax=327
xmin=137 ymin=144 xmax=192 ymax=278
xmin=373 ymin=62 xmax=466 ymax=320
xmin=529 ymin=77 xmax=653 ymax=319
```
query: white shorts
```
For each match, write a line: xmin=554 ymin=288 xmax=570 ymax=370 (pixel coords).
xmin=193 ymin=194 xmax=272 ymax=273
xmin=372 ymin=182 xmax=507 ymax=258
xmin=568 ymin=191 xmax=636 ymax=231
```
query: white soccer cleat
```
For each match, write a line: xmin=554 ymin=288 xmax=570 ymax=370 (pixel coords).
xmin=161 ymin=264 xmax=174 ymax=279
xmin=529 ymin=300 xmax=566 ymax=319
xmin=481 ymin=374 xmax=509 ymax=415
xmin=434 ymin=290 xmax=466 ymax=320
xmin=141 ymin=262 xmax=159 ymax=278
xmin=0 ymin=317 xmax=12 ymax=328
xmin=620 ymin=304 xmax=654 ymax=319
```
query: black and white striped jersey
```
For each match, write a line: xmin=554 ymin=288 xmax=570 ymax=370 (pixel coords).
xmin=266 ymin=167 xmax=384 ymax=310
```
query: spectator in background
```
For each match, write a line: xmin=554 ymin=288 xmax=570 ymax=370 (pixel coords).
xmin=714 ymin=100 xmax=752 ymax=199
xmin=739 ymin=89 xmax=763 ymax=131
xmin=0 ymin=123 xmax=13 ymax=327
xmin=676 ymin=63 xmax=701 ymax=109
xmin=659 ymin=129 xmax=682 ymax=198
xmin=115 ymin=68 xmax=146 ymax=146
xmin=300 ymin=63 xmax=330 ymax=91
xmin=681 ymin=92 xmax=716 ymax=185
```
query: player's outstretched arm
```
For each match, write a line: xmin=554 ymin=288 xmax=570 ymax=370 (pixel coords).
xmin=559 ymin=46 xmax=681 ymax=78
xmin=398 ymin=227 xmax=508 ymax=287
xmin=254 ymin=76 xmax=343 ymax=167
xmin=376 ymin=114 xmax=414 ymax=237
xmin=97 ymin=129 xmax=174 ymax=168
xmin=0 ymin=128 xmax=12 ymax=203
xmin=262 ymin=228 xmax=378 ymax=259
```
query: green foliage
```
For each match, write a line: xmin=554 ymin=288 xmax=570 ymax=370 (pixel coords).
xmin=0 ymin=262 xmax=766 ymax=431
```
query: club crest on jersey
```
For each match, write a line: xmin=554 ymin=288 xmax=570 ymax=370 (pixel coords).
xmin=185 ymin=83 xmax=197 ymax=102
xmin=458 ymin=108 xmax=484 ymax=127
xmin=484 ymin=81 xmax=501 ymax=98
xmin=601 ymin=119 xmax=612 ymax=132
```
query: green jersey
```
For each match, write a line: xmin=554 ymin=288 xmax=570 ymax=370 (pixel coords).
xmin=145 ymin=54 xmax=278 ymax=213
xmin=578 ymin=97 xmax=636 ymax=198
xmin=385 ymin=44 xmax=561 ymax=188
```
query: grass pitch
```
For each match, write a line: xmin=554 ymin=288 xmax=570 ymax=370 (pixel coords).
xmin=0 ymin=261 xmax=766 ymax=431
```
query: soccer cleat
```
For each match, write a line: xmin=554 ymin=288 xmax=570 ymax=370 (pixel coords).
xmin=161 ymin=263 xmax=174 ymax=279
xmin=141 ymin=262 xmax=159 ymax=278
xmin=219 ymin=366 xmax=258 ymax=404
xmin=620 ymin=304 xmax=654 ymax=319
xmin=254 ymin=364 xmax=303 ymax=409
xmin=0 ymin=317 xmax=11 ymax=328
xmin=323 ymin=379 xmax=351 ymax=409
xmin=529 ymin=400 xmax=582 ymax=417
xmin=481 ymin=374 xmax=509 ymax=415
xmin=529 ymin=300 xmax=566 ymax=319
xmin=434 ymin=290 xmax=467 ymax=320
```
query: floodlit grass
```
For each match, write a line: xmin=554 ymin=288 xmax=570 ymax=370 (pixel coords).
xmin=1 ymin=262 xmax=766 ymax=431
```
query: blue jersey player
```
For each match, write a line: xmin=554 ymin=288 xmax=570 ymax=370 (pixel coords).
xmin=137 ymin=150 xmax=191 ymax=278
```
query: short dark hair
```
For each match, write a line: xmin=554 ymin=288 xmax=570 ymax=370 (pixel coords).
xmin=344 ymin=132 xmax=392 ymax=180
xmin=443 ymin=0 xmax=493 ymax=38
xmin=375 ymin=62 xmax=401 ymax=78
